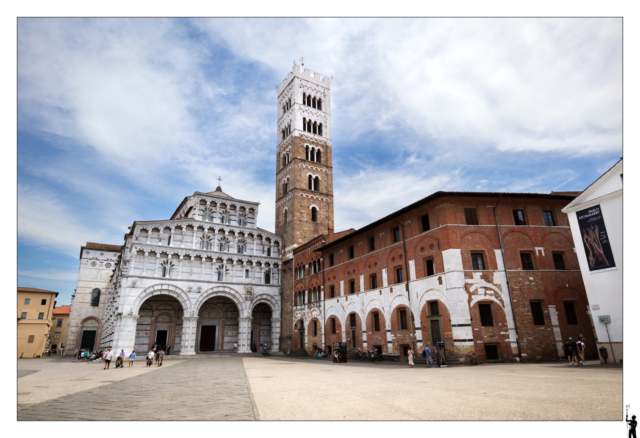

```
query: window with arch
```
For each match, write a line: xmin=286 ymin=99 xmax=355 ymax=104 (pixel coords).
xmin=264 ymin=270 xmax=271 ymax=285
xmin=313 ymin=177 xmax=320 ymax=191
xmin=282 ymin=155 xmax=286 ymax=167
xmin=311 ymin=207 xmax=318 ymax=222
xmin=90 ymin=289 xmax=100 ymax=307
xmin=162 ymin=266 xmax=167 ymax=277
xmin=219 ymin=242 xmax=225 ymax=251
xmin=308 ymin=175 xmax=313 ymax=190
xmin=318 ymin=123 xmax=323 ymax=136
xmin=306 ymin=145 xmax=310 ymax=160
xmin=283 ymin=180 xmax=288 ymax=195
xmin=284 ymin=209 xmax=288 ymax=223
xmin=316 ymin=150 xmax=321 ymax=163
xmin=217 ymin=269 xmax=224 ymax=281
xmin=317 ymin=99 xmax=322 ymax=110
xmin=238 ymin=216 xmax=246 ymax=227
xmin=237 ymin=244 xmax=244 ymax=254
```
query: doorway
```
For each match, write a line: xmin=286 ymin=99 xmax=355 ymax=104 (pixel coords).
xmin=199 ymin=326 xmax=216 ymax=352
xmin=428 ymin=317 xmax=443 ymax=345
xmin=80 ymin=330 xmax=96 ymax=350
xmin=156 ymin=330 xmax=168 ymax=348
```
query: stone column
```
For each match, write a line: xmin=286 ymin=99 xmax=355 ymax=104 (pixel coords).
xmin=111 ymin=315 xmax=139 ymax=355
xmin=178 ymin=255 xmax=183 ymax=279
xmin=253 ymin=237 xmax=257 ymax=255
xmin=238 ymin=317 xmax=253 ymax=353
xmin=270 ymin=317 xmax=281 ymax=352
xmin=169 ymin=227 xmax=175 ymax=247
xmin=155 ymin=254 xmax=160 ymax=277
xmin=146 ymin=228 xmax=151 ymax=244
xmin=192 ymin=227 xmax=197 ymax=249
xmin=180 ymin=316 xmax=199 ymax=355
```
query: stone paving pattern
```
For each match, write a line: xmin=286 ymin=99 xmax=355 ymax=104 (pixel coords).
xmin=18 ymin=357 xmax=257 ymax=421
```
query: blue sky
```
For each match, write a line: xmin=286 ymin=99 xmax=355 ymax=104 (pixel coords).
xmin=17 ymin=18 xmax=622 ymax=306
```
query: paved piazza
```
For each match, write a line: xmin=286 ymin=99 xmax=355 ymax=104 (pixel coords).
xmin=18 ymin=356 xmax=621 ymax=421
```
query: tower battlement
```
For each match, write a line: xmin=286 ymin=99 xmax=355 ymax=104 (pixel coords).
xmin=277 ymin=65 xmax=331 ymax=96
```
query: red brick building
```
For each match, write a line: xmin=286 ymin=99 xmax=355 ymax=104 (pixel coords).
xmin=290 ymin=191 xmax=596 ymax=363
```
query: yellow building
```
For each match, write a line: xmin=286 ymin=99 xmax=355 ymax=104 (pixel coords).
xmin=50 ymin=305 xmax=71 ymax=354
xmin=18 ymin=287 xmax=58 ymax=358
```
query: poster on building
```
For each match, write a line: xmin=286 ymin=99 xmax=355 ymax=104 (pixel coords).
xmin=577 ymin=204 xmax=616 ymax=273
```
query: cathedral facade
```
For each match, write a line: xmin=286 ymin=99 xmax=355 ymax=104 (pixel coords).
xmin=66 ymin=187 xmax=282 ymax=355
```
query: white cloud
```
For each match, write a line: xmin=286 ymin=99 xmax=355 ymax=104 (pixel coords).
xmin=18 ymin=185 xmax=114 ymax=257
xmin=19 ymin=269 xmax=78 ymax=281
xmin=198 ymin=18 xmax=621 ymax=155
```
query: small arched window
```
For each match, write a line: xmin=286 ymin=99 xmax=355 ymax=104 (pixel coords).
xmin=308 ymin=175 xmax=313 ymax=190
xmin=282 ymin=155 xmax=286 ymax=167
xmin=317 ymin=99 xmax=322 ymax=110
xmin=307 ymin=95 xmax=312 ymax=106
xmin=237 ymin=244 xmax=244 ymax=254
xmin=311 ymin=207 xmax=318 ymax=222
xmin=316 ymin=150 xmax=321 ymax=163
xmin=217 ymin=270 xmax=224 ymax=281
xmin=90 ymin=289 xmax=100 ymax=307
xmin=318 ymin=123 xmax=323 ymax=136
xmin=306 ymin=145 xmax=310 ymax=160
xmin=284 ymin=209 xmax=288 ymax=223
xmin=314 ymin=177 xmax=320 ymax=191
xmin=265 ymin=271 xmax=271 ymax=284
xmin=162 ymin=266 xmax=167 ymax=277
xmin=312 ymin=97 xmax=317 ymax=108
xmin=283 ymin=181 xmax=288 ymax=195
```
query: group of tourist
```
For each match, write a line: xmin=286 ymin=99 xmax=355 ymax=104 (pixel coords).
xmin=405 ymin=344 xmax=434 ymax=368
xmin=564 ymin=336 xmax=587 ymax=366
xmin=146 ymin=343 xmax=166 ymax=367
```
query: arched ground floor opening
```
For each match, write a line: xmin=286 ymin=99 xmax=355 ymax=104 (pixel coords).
xmin=251 ymin=303 xmax=272 ymax=351
xmin=196 ymin=296 xmax=239 ymax=353
xmin=135 ymin=294 xmax=184 ymax=354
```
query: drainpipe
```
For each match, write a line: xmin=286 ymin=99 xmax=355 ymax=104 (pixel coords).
xmin=392 ymin=218 xmax=416 ymax=351
xmin=493 ymin=194 xmax=523 ymax=361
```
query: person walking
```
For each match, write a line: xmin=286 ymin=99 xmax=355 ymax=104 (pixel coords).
xmin=103 ymin=348 xmax=113 ymax=370
xmin=423 ymin=344 xmax=433 ymax=368
xmin=234 ymin=342 xmax=238 ymax=353
xmin=157 ymin=349 xmax=165 ymax=367
xmin=578 ymin=338 xmax=586 ymax=366
xmin=407 ymin=347 xmax=415 ymax=368
xmin=563 ymin=340 xmax=572 ymax=364
xmin=129 ymin=350 xmax=136 ymax=367
xmin=567 ymin=337 xmax=579 ymax=366
xmin=147 ymin=349 xmax=155 ymax=367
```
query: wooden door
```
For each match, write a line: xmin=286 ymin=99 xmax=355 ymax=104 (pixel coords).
xmin=200 ymin=326 xmax=216 ymax=352
xmin=429 ymin=319 xmax=443 ymax=344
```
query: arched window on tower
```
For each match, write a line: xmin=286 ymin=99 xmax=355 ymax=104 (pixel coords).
xmin=282 ymin=129 xmax=286 ymax=141
xmin=307 ymin=95 xmax=312 ymax=106
xmin=305 ymin=145 xmax=310 ymax=160
xmin=283 ymin=180 xmax=288 ymax=195
xmin=318 ymin=99 xmax=322 ymax=110
xmin=303 ymin=93 xmax=306 ymax=105
xmin=91 ymin=289 xmax=100 ymax=307
xmin=314 ymin=177 xmax=320 ymax=191
xmin=284 ymin=209 xmax=288 ymax=223
xmin=282 ymin=155 xmax=286 ymax=167
xmin=312 ymin=97 xmax=317 ymax=108
xmin=318 ymin=123 xmax=323 ymax=136
xmin=288 ymin=97 xmax=292 ymax=109
xmin=316 ymin=150 xmax=321 ymax=163
xmin=311 ymin=207 xmax=318 ymax=222
xmin=308 ymin=175 xmax=313 ymax=190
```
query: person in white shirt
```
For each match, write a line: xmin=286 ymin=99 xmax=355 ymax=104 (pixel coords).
xmin=234 ymin=342 xmax=238 ymax=353
xmin=103 ymin=348 xmax=114 ymax=370
xmin=147 ymin=350 xmax=155 ymax=367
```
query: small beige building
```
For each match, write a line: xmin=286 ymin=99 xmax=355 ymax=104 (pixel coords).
xmin=50 ymin=305 xmax=71 ymax=354
xmin=18 ymin=287 xmax=58 ymax=358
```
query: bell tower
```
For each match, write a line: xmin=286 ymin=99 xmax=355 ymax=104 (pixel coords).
xmin=275 ymin=62 xmax=334 ymax=260
xmin=275 ymin=61 xmax=335 ymax=353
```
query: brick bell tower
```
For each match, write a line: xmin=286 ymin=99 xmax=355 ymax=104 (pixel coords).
xmin=275 ymin=60 xmax=335 ymax=351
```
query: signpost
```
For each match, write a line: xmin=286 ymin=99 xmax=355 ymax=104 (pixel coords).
xmin=598 ymin=315 xmax=616 ymax=364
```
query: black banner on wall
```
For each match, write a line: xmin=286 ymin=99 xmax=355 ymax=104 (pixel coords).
xmin=576 ymin=204 xmax=617 ymax=273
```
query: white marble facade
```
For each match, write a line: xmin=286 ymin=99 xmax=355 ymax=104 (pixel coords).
xmin=73 ymin=186 xmax=282 ymax=355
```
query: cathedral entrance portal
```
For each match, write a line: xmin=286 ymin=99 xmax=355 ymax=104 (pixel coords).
xmin=134 ymin=294 xmax=183 ymax=354
xmin=251 ymin=303 xmax=272 ymax=351
xmin=199 ymin=326 xmax=217 ymax=351
xmin=196 ymin=296 xmax=239 ymax=353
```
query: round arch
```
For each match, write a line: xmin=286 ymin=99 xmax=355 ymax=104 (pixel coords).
xmin=132 ymin=284 xmax=192 ymax=316
xmin=251 ymin=294 xmax=280 ymax=318
xmin=195 ymin=286 xmax=245 ymax=316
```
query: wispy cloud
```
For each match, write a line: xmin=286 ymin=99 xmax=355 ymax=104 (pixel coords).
xmin=19 ymin=269 xmax=78 ymax=282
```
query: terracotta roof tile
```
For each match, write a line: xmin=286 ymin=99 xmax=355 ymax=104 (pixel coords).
xmin=53 ymin=305 xmax=71 ymax=314
xmin=18 ymin=287 xmax=59 ymax=296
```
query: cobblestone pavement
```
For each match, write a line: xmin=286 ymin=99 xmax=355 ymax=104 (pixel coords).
xmin=18 ymin=357 xmax=258 ymax=421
